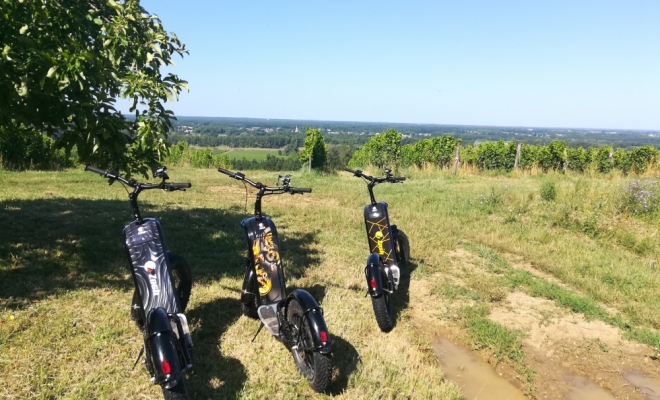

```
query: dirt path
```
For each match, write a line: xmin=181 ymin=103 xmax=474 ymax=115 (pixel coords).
xmin=406 ymin=249 xmax=660 ymax=399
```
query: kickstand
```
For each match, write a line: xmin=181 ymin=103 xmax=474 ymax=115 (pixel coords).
xmin=132 ymin=347 xmax=144 ymax=370
xmin=251 ymin=323 xmax=265 ymax=342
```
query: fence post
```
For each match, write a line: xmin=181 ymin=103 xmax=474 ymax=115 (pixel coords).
xmin=514 ymin=143 xmax=521 ymax=170
xmin=308 ymin=131 xmax=314 ymax=172
xmin=453 ymin=144 xmax=460 ymax=175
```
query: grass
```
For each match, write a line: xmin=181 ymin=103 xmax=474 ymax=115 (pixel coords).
xmin=3 ymin=166 xmax=660 ymax=398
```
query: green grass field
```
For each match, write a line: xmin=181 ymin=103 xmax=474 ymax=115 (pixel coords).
xmin=2 ymin=167 xmax=660 ymax=399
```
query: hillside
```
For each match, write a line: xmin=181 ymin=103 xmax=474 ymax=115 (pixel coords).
xmin=2 ymin=167 xmax=660 ymax=398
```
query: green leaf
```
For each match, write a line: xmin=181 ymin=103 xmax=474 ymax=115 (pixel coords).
xmin=19 ymin=25 xmax=28 ymax=34
xmin=46 ymin=66 xmax=58 ymax=78
xmin=18 ymin=80 xmax=28 ymax=96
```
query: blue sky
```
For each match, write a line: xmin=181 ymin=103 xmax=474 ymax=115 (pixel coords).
xmin=137 ymin=0 xmax=660 ymax=130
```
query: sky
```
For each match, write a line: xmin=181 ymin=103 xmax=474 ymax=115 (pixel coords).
xmin=134 ymin=0 xmax=660 ymax=130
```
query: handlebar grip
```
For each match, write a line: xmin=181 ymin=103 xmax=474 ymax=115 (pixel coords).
xmin=217 ymin=167 xmax=235 ymax=177
xmin=168 ymin=182 xmax=192 ymax=190
xmin=345 ymin=168 xmax=362 ymax=177
xmin=85 ymin=165 xmax=106 ymax=175
xmin=391 ymin=177 xmax=406 ymax=182
xmin=290 ymin=187 xmax=312 ymax=194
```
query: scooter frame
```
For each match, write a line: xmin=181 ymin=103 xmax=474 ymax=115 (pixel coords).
xmin=85 ymin=165 xmax=193 ymax=392
xmin=218 ymin=168 xmax=332 ymax=391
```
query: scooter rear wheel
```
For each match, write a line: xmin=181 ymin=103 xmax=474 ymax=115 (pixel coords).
xmin=286 ymin=299 xmax=332 ymax=392
xmin=372 ymin=291 xmax=394 ymax=333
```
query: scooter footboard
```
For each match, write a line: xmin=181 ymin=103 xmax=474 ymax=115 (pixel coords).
xmin=146 ymin=308 xmax=184 ymax=389
xmin=365 ymin=253 xmax=385 ymax=297
xmin=288 ymin=290 xmax=332 ymax=354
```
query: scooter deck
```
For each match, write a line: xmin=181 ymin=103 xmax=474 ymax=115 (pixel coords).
xmin=257 ymin=304 xmax=280 ymax=336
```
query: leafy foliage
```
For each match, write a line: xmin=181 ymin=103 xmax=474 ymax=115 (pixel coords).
xmin=298 ymin=127 xmax=327 ymax=170
xmin=349 ymin=129 xmax=402 ymax=170
xmin=0 ymin=0 xmax=188 ymax=176
xmin=540 ymin=181 xmax=557 ymax=202
xmin=401 ymin=136 xmax=459 ymax=168
xmin=165 ymin=141 xmax=230 ymax=169
xmin=0 ymin=125 xmax=74 ymax=170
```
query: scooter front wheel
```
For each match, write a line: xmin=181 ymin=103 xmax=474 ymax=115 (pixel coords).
xmin=394 ymin=229 xmax=410 ymax=268
xmin=286 ymin=299 xmax=332 ymax=392
xmin=162 ymin=376 xmax=190 ymax=400
xmin=372 ymin=291 xmax=394 ymax=333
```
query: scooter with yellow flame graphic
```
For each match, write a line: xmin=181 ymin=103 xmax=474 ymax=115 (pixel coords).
xmin=345 ymin=168 xmax=410 ymax=333
xmin=218 ymin=168 xmax=332 ymax=393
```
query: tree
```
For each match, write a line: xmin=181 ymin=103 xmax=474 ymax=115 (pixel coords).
xmin=299 ymin=127 xmax=327 ymax=170
xmin=0 ymin=0 xmax=188 ymax=176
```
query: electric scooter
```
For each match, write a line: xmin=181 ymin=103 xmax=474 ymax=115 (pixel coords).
xmin=85 ymin=165 xmax=193 ymax=400
xmin=345 ymin=168 xmax=410 ymax=333
xmin=217 ymin=168 xmax=332 ymax=392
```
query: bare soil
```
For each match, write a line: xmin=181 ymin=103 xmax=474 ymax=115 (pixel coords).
xmin=407 ymin=248 xmax=660 ymax=399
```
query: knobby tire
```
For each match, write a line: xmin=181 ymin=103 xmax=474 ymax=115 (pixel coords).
xmin=286 ymin=299 xmax=332 ymax=392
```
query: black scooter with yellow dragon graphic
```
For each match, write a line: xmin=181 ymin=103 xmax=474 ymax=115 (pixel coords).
xmin=345 ymin=168 xmax=410 ymax=333
xmin=217 ymin=168 xmax=332 ymax=393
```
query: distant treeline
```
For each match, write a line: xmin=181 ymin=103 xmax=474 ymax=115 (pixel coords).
xmin=174 ymin=117 xmax=660 ymax=149
xmin=169 ymin=132 xmax=367 ymax=148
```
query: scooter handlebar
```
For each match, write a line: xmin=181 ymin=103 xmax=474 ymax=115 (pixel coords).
xmin=85 ymin=165 xmax=119 ymax=180
xmin=290 ymin=187 xmax=312 ymax=194
xmin=218 ymin=167 xmax=245 ymax=181
xmin=164 ymin=182 xmax=192 ymax=191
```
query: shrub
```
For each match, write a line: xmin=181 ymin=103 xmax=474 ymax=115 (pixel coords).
xmin=623 ymin=179 xmax=660 ymax=214
xmin=540 ymin=181 xmax=557 ymax=201
xmin=0 ymin=125 xmax=75 ymax=170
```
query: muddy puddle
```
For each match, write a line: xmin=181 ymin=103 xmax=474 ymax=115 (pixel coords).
xmin=435 ymin=337 xmax=528 ymax=400
xmin=564 ymin=376 xmax=615 ymax=400
xmin=435 ymin=337 xmax=630 ymax=400
xmin=624 ymin=371 xmax=660 ymax=400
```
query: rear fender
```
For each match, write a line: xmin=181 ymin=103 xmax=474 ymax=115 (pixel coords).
xmin=365 ymin=253 xmax=384 ymax=297
xmin=145 ymin=308 xmax=183 ymax=389
xmin=288 ymin=290 xmax=332 ymax=354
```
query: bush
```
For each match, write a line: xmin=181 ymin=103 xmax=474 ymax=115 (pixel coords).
xmin=164 ymin=141 xmax=231 ymax=169
xmin=623 ymin=179 xmax=660 ymax=215
xmin=0 ymin=125 xmax=75 ymax=170
xmin=540 ymin=181 xmax=557 ymax=202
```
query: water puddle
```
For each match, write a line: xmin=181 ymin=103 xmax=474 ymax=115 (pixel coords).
xmin=624 ymin=371 xmax=660 ymax=400
xmin=564 ymin=376 xmax=615 ymax=400
xmin=434 ymin=337 xmax=527 ymax=400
